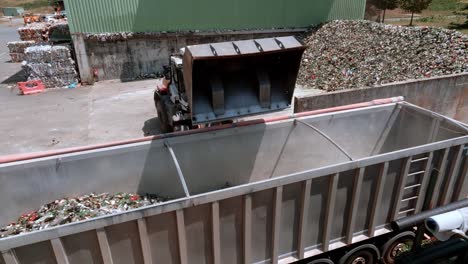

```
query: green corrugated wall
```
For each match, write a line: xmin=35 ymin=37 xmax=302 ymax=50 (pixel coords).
xmin=64 ymin=0 xmax=365 ymax=34
xmin=2 ymin=7 xmax=25 ymax=16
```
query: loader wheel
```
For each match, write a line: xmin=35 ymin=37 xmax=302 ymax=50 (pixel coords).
xmin=339 ymin=245 xmax=379 ymax=264
xmin=154 ymin=91 xmax=173 ymax=133
xmin=460 ymin=251 xmax=468 ymax=264
xmin=381 ymin=232 xmax=415 ymax=264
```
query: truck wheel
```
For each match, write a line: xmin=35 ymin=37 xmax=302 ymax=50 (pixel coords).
xmin=339 ymin=245 xmax=379 ymax=264
xmin=154 ymin=92 xmax=173 ymax=133
xmin=461 ymin=251 xmax=468 ymax=264
xmin=381 ymin=231 xmax=415 ymax=264
xmin=307 ymin=258 xmax=334 ymax=264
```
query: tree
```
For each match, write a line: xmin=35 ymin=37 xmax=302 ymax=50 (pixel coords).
xmin=365 ymin=0 xmax=381 ymax=21
xmin=369 ymin=0 xmax=399 ymax=23
xmin=449 ymin=3 xmax=468 ymax=30
xmin=399 ymin=0 xmax=433 ymax=26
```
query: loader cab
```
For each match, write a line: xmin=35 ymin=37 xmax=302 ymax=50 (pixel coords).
xmin=169 ymin=55 xmax=185 ymax=96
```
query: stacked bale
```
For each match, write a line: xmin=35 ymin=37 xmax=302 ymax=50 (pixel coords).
xmin=17 ymin=21 xmax=70 ymax=43
xmin=7 ymin=41 xmax=35 ymax=62
xmin=48 ymin=22 xmax=70 ymax=38
xmin=18 ymin=23 xmax=48 ymax=42
xmin=24 ymin=45 xmax=78 ymax=88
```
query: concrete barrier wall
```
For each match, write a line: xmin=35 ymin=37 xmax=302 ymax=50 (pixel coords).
xmin=72 ymin=29 xmax=305 ymax=83
xmin=294 ymin=73 xmax=468 ymax=123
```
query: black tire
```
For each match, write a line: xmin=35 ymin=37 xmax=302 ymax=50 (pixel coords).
xmin=460 ymin=251 xmax=468 ymax=264
xmin=307 ymin=258 xmax=334 ymax=264
xmin=154 ymin=91 xmax=173 ymax=133
xmin=339 ymin=245 xmax=379 ymax=264
xmin=381 ymin=232 xmax=415 ymax=264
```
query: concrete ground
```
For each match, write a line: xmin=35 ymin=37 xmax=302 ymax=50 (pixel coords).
xmin=0 ymin=18 xmax=322 ymax=156
xmin=0 ymin=18 xmax=24 ymax=84
xmin=0 ymin=18 xmax=159 ymax=156
xmin=1 ymin=79 xmax=159 ymax=156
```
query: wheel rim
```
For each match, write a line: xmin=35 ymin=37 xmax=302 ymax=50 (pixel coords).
xmin=390 ymin=240 xmax=413 ymax=259
xmin=351 ymin=256 xmax=367 ymax=264
xmin=383 ymin=237 xmax=413 ymax=264
xmin=345 ymin=250 xmax=375 ymax=264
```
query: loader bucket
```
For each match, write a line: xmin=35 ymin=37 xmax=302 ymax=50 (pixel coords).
xmin=182 ymin=36 xmax=306 ymax=124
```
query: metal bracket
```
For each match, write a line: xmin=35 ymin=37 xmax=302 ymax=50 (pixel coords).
xmin=209 ymin=44 xmax=218 ymax=56
xmin=253 ymin=40 xmax=263 ymax=52
xmin=274 ymin=38 xmax=285 ymax=49
xmin=232 ymin=42 xmax=241 ymax=54
xmin=296 ymin=120 xmax=354 ymax=161
xmin=371 ymin=104 xmax=402 ymax=155
xmin=428 ymin=118 xmax=441 ymax=143
xmin=164 ymin=141 xmax=190 ymax=197
xmin=55 ymin=157 xmax=62 ymax=172
xmin=270 ymin=122 xmax=297 ymax=178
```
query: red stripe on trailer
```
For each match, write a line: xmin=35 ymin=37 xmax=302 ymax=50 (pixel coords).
xmin=0 ymin=97 xmax=404 ymax=164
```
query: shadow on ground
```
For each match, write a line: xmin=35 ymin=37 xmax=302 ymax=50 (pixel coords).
xmin=1 ymin=68 xmax=27 ymax=84
xmin=448 ymin=21 xmax=468 ymax=30
xmin=448 ymin=6 xmax=468 ymax=30
xmin=142 ymin=117 xmax=162 ymax=136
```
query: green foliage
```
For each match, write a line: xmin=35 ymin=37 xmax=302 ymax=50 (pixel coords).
xmin=399 ymin=0 xmax=433 ymax=14
xmin=449 ymin=3 xmax=468 ymax=30
xmin=428 ymin=0 xmax=460 ymax=11
xmin=21 ymin=0 xmax=49 ymax=10
xmin=418 ymin=16 xmax=434 ymax=22
xmin=369 ymin=0 xmax=399 ymax=10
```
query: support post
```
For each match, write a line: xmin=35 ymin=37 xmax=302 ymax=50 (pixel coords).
xmin=71 ymin=34 xmax=94 ymax=85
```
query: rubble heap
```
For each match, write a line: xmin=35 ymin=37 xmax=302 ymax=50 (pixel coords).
xmin=297 ymin=20 xmax=468 ymax=91
xmin=23 ymin=45 xmax=78 ymax=88
xmin=18 ymin=23 xmax=49 ymax=42
xmin=0 ymin=192 xmax=167 ymax=238
xmin=7 ymin=41 xmax=35 ymax=62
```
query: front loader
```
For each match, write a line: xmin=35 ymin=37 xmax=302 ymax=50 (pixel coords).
xmin=154 ymin=36 xmax=306 ymax=132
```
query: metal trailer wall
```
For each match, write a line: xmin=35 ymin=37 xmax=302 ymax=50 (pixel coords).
xmin=1 ymin=101 xmax=467 ymax=264
xmin=64 ymin=0 xmax=365 ymax=34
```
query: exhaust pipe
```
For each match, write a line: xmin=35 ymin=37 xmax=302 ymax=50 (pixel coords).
xmin=391 ymin=199 xmax=468 ymax=231
xmin=425 ymin=208 xmax=468 ymax=241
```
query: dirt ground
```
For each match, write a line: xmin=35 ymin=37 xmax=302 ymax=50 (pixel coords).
xmin=387 ymin=16 xmax=468 ymax=35
xmin=0 ymin=0 xmax=53 ymax=15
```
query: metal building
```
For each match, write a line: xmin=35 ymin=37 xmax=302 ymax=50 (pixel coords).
xmin=63 ymin=0 xmax=366 ymax=82
xmin=1 ymin=7 xmax=25 ymax=17
xmin=64 ymin=0 xmax=366 ymax=33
